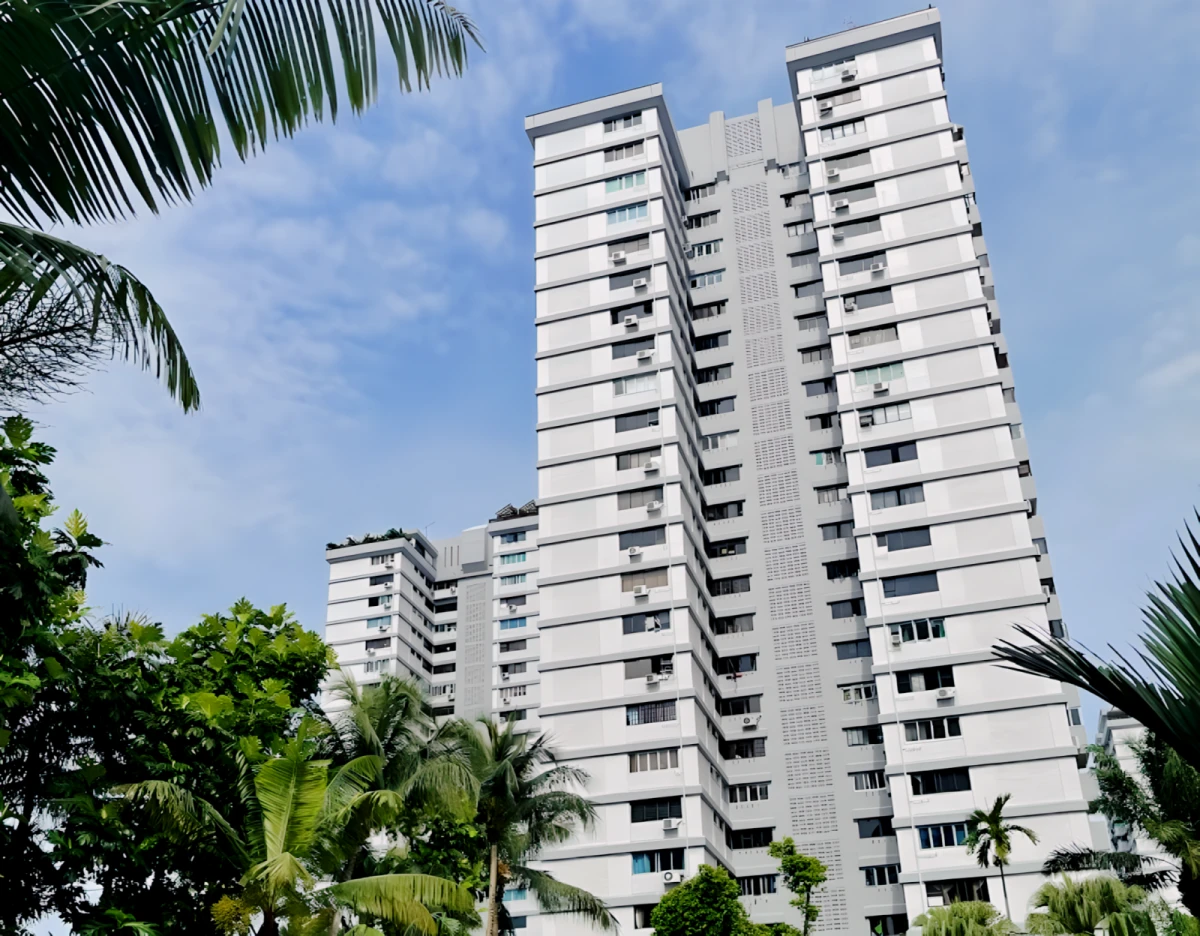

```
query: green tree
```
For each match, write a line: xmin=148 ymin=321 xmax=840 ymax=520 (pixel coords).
xmin=471 ymin=717 xmax=615 ymax=936
xmin=912 ymin=901 xmax=1015 ymax=936
xmin=127 ymin=719 xmax=473 ymax=935
xmin=767 ymin=837 xmax=827 ymax=936
xmin=996 ymin=512 xmax=1200 ymax=776
xmin=1025 ymin=875 xmax=1147 ymax=935
xmin=1043 ymin=734 xmax=1200 ymax=916
xmin=650 ymin=864 xmax=754 ymax=936
xmin=963 ymin=794 xmax=1039 ymax=920
xmin=0 ymin=0 xmax=480 ymax=410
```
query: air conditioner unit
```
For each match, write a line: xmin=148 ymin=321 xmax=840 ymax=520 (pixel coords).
xmin=632 ymin=585 xmax=651 ymax=597
xmin=890 ymin=633 xmax=903 ymax=647
xmin=611 ymin=250 xmax=627 ymax=264
xmin=832 ymin=198 xmax=850 ymax=210
xmin=859 ymin=413 xmax=874 ymax=428
xmin=367 ymin=648 xmax=376 ymax=656
xmin=818 ymin=99 xmax=834 ymax=113
xmin=627 ymin=545 xmax=643 ymax=557
xmin=636 ymin=349 xmax=655 ymax=361
xmin=646 ymin=500 xmax=663 ymax=512
xmin=663 ymin=871 xmax=678 ymax=883
xmin=644 ymin=458 xmax=662 ymax=473
xmin=501 ymin=697 xmax=512 ymax=706
xmin=450 ymin=586 xmax=457 ymax=594
xmin=506 ymin=603 xmax=519 ymax=612
xmin=841 ymin=66 xmax=858 ymax=81
xmin=646 ymin=673 xmax=660 ymax=685
xmin=742 ymin=714 xmax=762 ymax=729
xmin=663 ymin=818 xmax=682 ymax=830
xmin=826 ymin=166 xmax=841 ymax=179
xmin=447 ymin=693 xmax=455 ymax=702
xmin=873 ymin=382 xmax=889 ymax=395
xmin=869 ymin=262 xmax=886 ymax=273
xmin=384 ymin=558 xmax=395 ymax=568
xmin=936 ymin=687 xmax=957 ymax=700
xmin=843 ymin=296 xmax=857 ymax=312
xmin=832 ymin=230 xmax=845 ymax=241
xmin=623 ymin=314 xmax=640 ymax=328
xmin=632 ymin=277 xmax=649 ymax=290
xmin=501 ymin=672 xmax=511 ymax=681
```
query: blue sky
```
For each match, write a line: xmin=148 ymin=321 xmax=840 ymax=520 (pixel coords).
xmin=29 ymin=0 xmax=1200 ymax=736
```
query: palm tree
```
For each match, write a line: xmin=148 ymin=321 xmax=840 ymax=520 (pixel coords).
xmin=1025 ymin=875 xmax=1147 ymax=935
xmin=1 ymin=0 xmax=480 ymax=410
xmin=963 ymin=794 xmax=1039 ymax=920
xmin=470 ymin=717 xmax=616 ymax=936
xmin=995 ymin=513 xmax=1200 ymax=774
xmin=911 ymin=901 xmax=1014 ymax=936
xmin=127 ymin=721 xmax=473 ymax=934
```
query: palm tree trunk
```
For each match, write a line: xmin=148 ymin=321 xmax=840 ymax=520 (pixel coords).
xmin=998 ymin=862 xmax=1010 ymax=920
xmin=487 ymin=842 xmax=500 ymax=936
xmin=259 ymin=909 xmax=280 ymax=936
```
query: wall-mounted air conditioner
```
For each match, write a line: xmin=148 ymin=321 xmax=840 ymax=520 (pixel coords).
xmin=623 ymin=314 xmax=640 ymax=328
xmin=644 ymin=458 xmax=661 ymax=473
xmin=384 ymin=558 xmax=395 ymax=568
xmin=646 ymin=673 xmax=660 ymax=685
xmin=859 ymin=413 xmax=873 ymax=428
xmin=627 ymin=546 xmax=643 ymax=557
xmin=936 ymin=687 xmax=956 ymax=700
xmin=646 ymin=500 xmax=663 ymax=512
xmin=869 ymin=262 xmax=885 ymax=273
xmin=367 ymin=648 xmax=376 ymax=656
xmin=832 ymin=198 xmax=850 ymax=210
xmin=826 ymin=166 xmax=841 ymax=179
xmin=663 ymin=818 xmax=682 ymax=830
xmin=742 ymin=715 xmax=762 ymax=729
xmin=501 ymin=697 xmax=512 ymax=706
xmin=818 ymin=99 xmax=833 ymax=113
xmin=841 ymin=66 xmax=858 ymax=81
xmin=832 ymin=230 xmax=845 ymax=240
xmin=611 ymin=250 xmax=627 ymax=265
xmin=873 ymin=382 xmax=889 ymax=395
xmin=501 ymin=672 xmax=511 ymax=681
xmin=843 ymin=297 xmax=857 ymax=312
xmin=637 ymin=349 xmax=655 ymax=361
xmin=632 ymin=585 xmax=650 ymax=598
xmin=890 ymin=633 xmax=903 ymax=647
xmin=383 ymin=582 xmax=394 ymax=590
xmin=632 ymin=277 xmax=649 ymax=290
xmin=663 ymin=871 xmax=683 ymax=883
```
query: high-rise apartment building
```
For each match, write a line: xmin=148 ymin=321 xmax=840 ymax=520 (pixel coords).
xmin=523 ymin=8 xmax=1091 ymax=934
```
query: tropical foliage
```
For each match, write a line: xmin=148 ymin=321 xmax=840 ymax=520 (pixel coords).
xmin=911 ymin=901 xmax=1014 ymax=936
xmin=996 ymin=513 xmax=1200 ymax=775
xmin=0 ymin=0 xmax=480 ymax=410
xmin=963 ymin=793 xmax=1039 ymax=920
xmin=1026 ymin=875 xmax=1148 ymax=936
xmin=649 ymin=864 xmax=762 ymax=936
xmin=768 ymin=837 xmax=827 ymax=936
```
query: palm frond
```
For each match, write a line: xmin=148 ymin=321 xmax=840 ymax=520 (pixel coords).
xmin=121 ymin=779 xmax=246 ymax=862
xmin=254 ymin=746 xmax=329 ymax=870
xmin=328 ymin=873 xmax=475 ymax=933
xmin=511 ymin=866 xmax=616 ymax=930
xmin=0 ymin=223 xmax=199 ymax=410
xmin=1042 ymin=845 xmax=1174 ymax=886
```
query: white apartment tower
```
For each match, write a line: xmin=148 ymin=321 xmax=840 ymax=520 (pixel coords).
xmin=523 ymin=8 xmax=1091 ymax=935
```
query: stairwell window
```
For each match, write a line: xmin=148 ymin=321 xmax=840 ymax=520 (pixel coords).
xmin=607 ymin=202 xmax=648 ymax=225
xmin=604 ymin=112 xmax=642 ymax=133
xmin=690 ymin=270 xmax=724 ymax=289
xmin=848 ymin=324 xmax=898 ymax=349
xmin=882 ymin=572 xmax=938 ymax=599
xmin=821 ymin=118 xmax=866 ymax=142
xmin=687 ymin=239 xmax=722 ymax=259
xmin=871 ymin=484 xmax=924 ymax=510
xmin=605 ymin=170 xmax=646 ymax=193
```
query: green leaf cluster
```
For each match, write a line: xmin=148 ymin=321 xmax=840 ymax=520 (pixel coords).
xmin=768 ymin=837 xmax=827 ymax=936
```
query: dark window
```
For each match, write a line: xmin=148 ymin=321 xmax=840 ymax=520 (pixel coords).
xmin=432 ymin=663 xmax=455 ymax=674
xmin=624 ymin=655 xmax=674 ymax=679
xmin=500 ymin=531 xmax=526 ymax=544
xmin=896 ymin=666 xmax=955 ymax=694
xmin=365 ymin=637 xmax=390 ymax=650
xmin=613 ymin=335 xmax=655 ymax=359
xmin=610 ymin=301 xmax=652 ymax=325
xmin=509 ymin=917 xmax=527 ymax=930
xmin=627 ymin=700 xmax=677 ymax=725
xmin=835 ymin=638 xmax=872 ymax=660
xmin=716 ymin=653 xmax=757 ymax=675
xmin=1049 ymin=619 xmax=1067 ymax=639
xmin=857 ymin=816 xmax=895 ymax=838
xmin=369 ymin=574 xmax=394 ymax=585
xmin=845 ymin=287 xmax=893 ymax=310
xmin=623 ymin=613 xmax=670 ymax=635
xmin=864 ymin=865 xmax=900 ymax=886
xmin=367 ymin=596 xmax=389 ymax=607
xmin=726 ymin=827 xmax=774 ymax=849
xmin=634 ymin=906 xmax=656 ymax=928
xmin=704 ymin=501 xmax=744 ymax=521
xmin=903 ymin=716 xmax=961 ymax=741
xmin=821 ymin=521 xmax=854 ymax=540
xmin=698 ymin=397 xmax=735 ymax=417
xmin=877 ymin=527 xmax=932 ymax=551
xmin=617 ymin=448 xmax=660 ymax=470
xmin=631 ymin=797 xmax=682 ymax=822
xmin=604 ymin=112 xmax=643 ymax=132
xmin=805 ymin=378 xmax=836 ymax=397
xmin=825 ymin=558 xmax=860 ymax=581
xmin=721 ymin=737 xmax=766 ymax=759
xmin=838 ymin=251 xmax=887 ymax=275
xmin=911 ymin=769 xmax=972 ymax=795
xmin=738 ymin=875 xmax=777 ymax=896
xmin=499 ymin=639 xmax=527 ymax=653
xmin=718 ymin=695 xmax=762 ymax=716
xmin=870 ymin=915 xmax=910 ymax=936
xmin=810 ymin=412 xmax=836 ymax=430
xmin=631 ymin=849 xmax=685 ymax=873
xmin=845 ymin=725 xmax=884 ymax=746
xmin=709 ymin=575 xmax=751 ymax=596
xmin=863 ymin=442 xmax=918 ymax=468
xmin=927 ymin=879 xmax=990 ymax=904
xmin=707 ymin=538 xmax=747 ymax=558
xmin=713 ymin=614 xmax=754 ymax=635
xmin=694 ymin=331 xmax=730 ymax=351
xmin=831 ymin=598 xmax=865 ymax=619
xmin=692 ymin=301 xmax=726 ymax=320
xmin=620 ymin=527 xmax=666 ymax=550
xmin=882 ymin=572 xmax=939 ymax=598
xmin=871 ymin=484 xmax=925 ymax=509
xmin=609 ymin=268 xmax=652 ymax=292
xmin=616 ymin=410 xmax=660 ymax=432
xmin=618 ymin=487 xmax=664 ymax=509
xmin=702 ymin=465 xmax=740 ymax=485
xmin=696 ymin=364 xmax=732 ymax=384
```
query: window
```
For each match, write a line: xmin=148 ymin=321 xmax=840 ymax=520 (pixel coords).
xmin=871 ymin=484 xmax=925 ymax=510
xmin=845 ymin=286 xmax=893 ymax=310
xmin=854 ymin=361 xmax=905 ymax=386
xmin=716 ymin=653 xmax=757 ymax=675
xmin=702 ymin=430 xmax=738 ymax=452
xmin=785 ymin=219 xmax=814 ymax=237
xmin=686 ymin=211 xmax=720 ymax=229
xmin=500 ymin=531 xmax=526 ymax=544
xmin=821 ymin=118 xmax=866 ymax=142
xmin=500 ymin=552 xmax=527 ymax=565
xmin=825 ymin=558 xmax=859 ymax=580
xmin=366 ymin=615 xmax=391 ymax=629
xmin=501 ymin=661 xmax=527 ymax=676
xmin=365 ymin=637 xmax=390 ymax=650
xmin=698 ymin=397 xmax=735 ymax=417
xmin=719 ymin=695 xmax=762 ymax=716
xmin=627 ymin=700 xmax=677 ymax=726
xmin=826 ymin=149 xmax=873 ymax=174
xmin=692 ymin=301 xmax=726 ymax=320
xmin=629 ymin=748 xmax=679 ymax=772
xmin=739 ymin=875 xmax=777 ymax=896
xmin=623 ymin=612 xmax=670 ymax=634
xmin=870 ymin=916 xmax=910 ymax=936
xmin=632 ymin=849 xmax=685 ymax=874
xmin=799 ymin=315 xmax=828 ymax=335
xmin=633 ymin=905 xmax=656 ymax=928
xmin=707 ymin=538 xmax=747 ymax=559
xmin=813 ymin=448 xmax=842 ymax=466
xmin=370 ymin=553 xmax=394 ymax=565
xmin=842 ymin=682 xmax=876 ymax=703
xmin=367 ymin=595 xmax=392 ymax=608
xmin=846 ymin=725 xmax=884 ymax=746
xmin=851 ymin=769 xmax=886 ymax=791
xmin=727 ymin=827 xmax=773 ymax=849
xmin=805 ymin=378 xmax=835 ymax=397
xmin=499 ymin=617 xmax=527 ymax=631
xmin=690 ymin=270 xmax=724 ymax=289
xmin=904 ymin=716 xmax=961 ymax=741
xmin=839 ymin=251 xmax=887 ymax=275
xmin=607 ymin=202 xmax=648 ymax=225
xmin=508 ymin=916 xmax=527 ymax=930
xmin=876 ymin=528 xmax=931 ymax=552
xmin=1050 ymin=619 xmax=1067 ymax=639
xmin=919 ymin=822 xmax=969 ymax=849
xmin=864 ymin=865 xmax=900 ymax=886
xmin=927 ymin=879 xmax=990 ymax=904
xmin=432 ymin=662 xmax=455 ymax=674
xmin=802 ymin=345 xmax=832 ymax=364
xmin=1034 ymin=537 xmax=1048 ymax=554
xmin=710 ymin=575 xmax=750 ymax=596
xmin=610 ymin=235 xmax=650 ymax=258
xmin=811 ymin=56 xmax=854 ymax=85
xmin=835 ymin=638 xmax=873 ymax=662
xmin=687 ymin=239 xmax=722 ymax=259
xmin=704 ymin=501 xmax=744 ymax=521
xmin=911 ymin=768 xmax=971 ymax=795
xmin=604 ymin=112 xmax=642 ymax=132
xmin=830 ymin=597 xmax=865 ymax=619
xmin=816 ymin=484 xmax=847 ymax=505
xmin=631 ymin=797 xmax=682 ymax=822
xmin=610 ymin=269 xmax=651 ymax=292
xmin=614 ymin=375 xmax=657 ymax=400
xmin=857 ymin=816 xmax=895 ymax=838
xmin=890 ymin=618 xmax=946 ymax=643
xmin=615 ymin=410 xmax=660 ymax=432
xmin=714 ymin=614 xmax=754 ymax=635
xmin=897 ymin=665 xmax=955 ymax=694
xmin=696 ymin=364 xmax=732 ymax=384
xmin=363 ymin=659 xmax=388 ymax=674
xmin=694 ymin=331 xmax=730 ymax=351
xmin=702 ymin=465 xmax=740 ymax=486
xmin=620 ymin=527 xmax=666 ymax=550
xmin=882 ymin=572 xmax=939 ymax=599
xmin=368 ymin=574 xmax=394 ymax=586
xmin=619 ymin=486 xmax=663 ymax=509
xmin=821 ymin=521 xmax=854 ymax=541
xmin=847 ymin=323 xmax=897 ymax=348
xmin=861 ymin=401 xmax=911 ymax=426
xmin=617 ymin=448 xmax=660 ymax=470
xmin=622 ymin=569 xmax=669 ymax=592
xmin=722 ymin=738 xmax=766 ymax=759
xmin=604 ymin=140 xmax=644 ymax=162
xmin=864 ymin=441 xmax=918 ymax=468
xmin=686 ymin=182 xmax=716 ymax=201
xmin=610 ymin=301 xmax=651 ymax=325
xmin=499 ymin=575 xmax=527 ymax=588
xmin=605 ymin=170 xmax=646 ymax=193
xmin=834 ymin=217 xmax=882 ymax=242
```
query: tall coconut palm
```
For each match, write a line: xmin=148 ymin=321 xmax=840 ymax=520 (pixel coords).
xmin=996 ymin=513 xmax=1200 ymax=774
xmin=1025 ymin=875 xmax=1147 ymax=936
xmin=963 ymin=794 xmax=1039 ymax=920
xmin=126 ymin=721 xmax=473 ymax=934
xmin=0 ymin=0 xmax=479 ymax=410
xmin=470 ymin=717 xmax=616 ymax=936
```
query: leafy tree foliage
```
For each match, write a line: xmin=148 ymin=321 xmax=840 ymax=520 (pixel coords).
xmin=768 ymin=837 xmax=827 ymax=936
xmin=650 ymin=864 xmax=758 ymax=936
